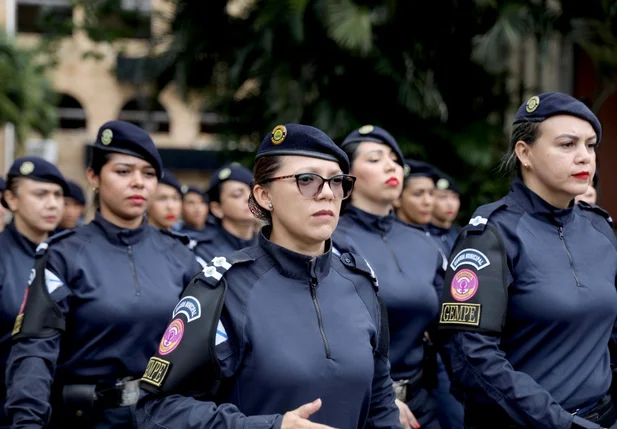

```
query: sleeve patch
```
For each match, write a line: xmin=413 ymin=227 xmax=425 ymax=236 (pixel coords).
xmin=215 ymin=320 xmax=228 ymax=346
xmin=440 ymin=303 xmax=481 ymax=326
xmin=45 ymin=269 xmax=64 ymax=294
xmin=142 ymin=357 xmax=171 ymax=387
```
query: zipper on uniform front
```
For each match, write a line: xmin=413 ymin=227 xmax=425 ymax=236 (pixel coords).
xmin=381 ymin=233 xmax=403 ymax=272
xmin=308 ymin=260 xmax=331 ymax=359
xmin=558 ymin=226 xmax=581 ymax=287
xmin=127 ymin=245 xmax=142 ymax=296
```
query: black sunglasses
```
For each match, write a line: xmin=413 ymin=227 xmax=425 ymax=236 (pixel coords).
xmin=261 ymin=173 xmax=356 ymax=200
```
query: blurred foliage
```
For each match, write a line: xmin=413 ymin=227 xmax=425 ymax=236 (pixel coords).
xmin=31 ymin=0 xmax=617 ymax=220
xmin=0 ymin=32 xmax=58 ymax=155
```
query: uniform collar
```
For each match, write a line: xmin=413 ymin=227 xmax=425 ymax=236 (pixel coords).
xmin=427 ymin=223 xmax=448 ymax=236
xmin=343 ymin=204 xmax=394 ymax=234
xmin=92 ymin=211 xmax=148 ymax=245
xmin=259 ymin=226 xmax=332 ymax=281
xmin=509 ymin=177 xmax=575 ymax=225
xmin=218 ymin=223 xmax=256 ymax=249
xmin=6 ymin=221 xmax=37 ymax=255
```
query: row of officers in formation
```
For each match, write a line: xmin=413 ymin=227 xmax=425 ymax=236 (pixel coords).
xmin=0 ymin=91 xmax=613 ymax=429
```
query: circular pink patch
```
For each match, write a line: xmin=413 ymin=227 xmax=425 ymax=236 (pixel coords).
xmin=158 ymin=319 xmax=184 ymax=355
xmin=451 ymin=269 xmax=479 ymax=302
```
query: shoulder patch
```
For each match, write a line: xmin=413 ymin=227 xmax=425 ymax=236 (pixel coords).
xmin=577 ymin=201 xmax=613 ymax=228
xmin=340 ymin=252 xmax=379 ymax=290
xmin=466 ymin=201 xmax=508 ymax=233
xmin=200 ymin=250 xmax=255 ymax=287
xmin=35 ymin=229 xmax=75 ymax=257
xmin=161 ymin=229 xmax=192 ymax=246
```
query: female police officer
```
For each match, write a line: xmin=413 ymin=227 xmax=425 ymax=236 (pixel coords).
xmin=192 ymin=165 xmax=257 ymax=263
xmin=179 ymin=187 xmax=209 ymax=238
xmin=439 ymin=92 xmax=617 ymax=429
xmin=137 ymin=124 xmax=401 ymax=429
xmin=332 ymin=125 xmax=446 ymax=429
xmin=0 ymin=157 xmax=68 ymax=427
xmin=5 ymin=121 xmax=203 ymax=429
xmin=427 ymin=170 xmax=462 ymax=255
xmin=393 ymin=159 xmax=439 ymax=227
xmin=147 ymin=169 xmax=183 ymax=231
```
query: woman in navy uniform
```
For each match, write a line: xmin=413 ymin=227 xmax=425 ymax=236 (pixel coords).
xmin=0 ymin=157 xmax=68 ymax=428
xmin=5 ymin=121 xmax=203 ymax=429
xmin=427 ymin=171 xmax=461 ymax=254
xmin=137 ymin=124 xmax=401 ymax=429
xmin=147 ymin=169 xmax=182 ymax=231
xmin=394 ymin=159 xmax=439 ymax=227
xmin=192 ymin=165 xmax=257 ymax=263
xmin=332 ymin=125 xmax=446 ymax=429
xmin=179 ymin=186 xmax=209 ymax=238
xmin=439 ymin=92 xmax=617 ymax=429
xmin=57 ymin=180 xmax=86 ymax=232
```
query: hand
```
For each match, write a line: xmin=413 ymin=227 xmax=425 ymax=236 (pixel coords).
xmin=395 ymin=399 xmax=420 ymax=429
xmin=281 ymin=398 xmax=336 ymax=429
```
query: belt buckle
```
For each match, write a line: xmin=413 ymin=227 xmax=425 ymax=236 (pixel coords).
xmin=393 ymin=380 xmax=409 ymax=402
xmin=116 ymin=379 xmax=140 ymax=407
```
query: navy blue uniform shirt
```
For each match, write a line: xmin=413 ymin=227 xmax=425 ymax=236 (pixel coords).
xmin=427 ymin=223 xmax=461 ymax=255
xmin=5 ymin=213 xmax=202 ymax=427
xmin=137 ymin=229 xmax=402 ymax=429
xmin=0 ymin=223 xmax=37 ymax=426
xmin=440 ymin=178 xmax=617 ymax=428
xmin=193 ymin=223 xmax=257 ymax=264
xmin=332 ymin=205 xmax=444 ymax=381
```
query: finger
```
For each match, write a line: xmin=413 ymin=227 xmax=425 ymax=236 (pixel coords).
xmin=406 ymin=409 xmax=420 ymax=429
xmin=292 ymin=398 xmax=322 ymax=419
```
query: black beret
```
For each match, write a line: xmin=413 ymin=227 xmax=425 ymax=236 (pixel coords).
xmin=0 ymin=177 xmax=5 ymax=192
xmin=65 ymin=180 xmax=86 ymax=205
xmin=181 ymin=185 xmax=208 ymax=203
xmin=92 ymin=120 xmax=164 ymax=179
xmin=207 ymin=164 xmax=253 ymax=202
xmin=341 ymin=125 xmax=404 ymax=166
xmin=434 ymin=170 xmax=461 ymax=194
xmin=159 ymin=169 xmax=182 ymax=195
xmin=256 ymin=124 xmax=350 ymax=174
xmin=404 ymin=159 xmax=440 ymax=182
xmin=513 ymin=93 xmax=602 ymax=144
xmin=1 ymin=156 xmax=69 ymax=209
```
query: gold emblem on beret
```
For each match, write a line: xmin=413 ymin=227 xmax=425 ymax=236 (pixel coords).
xmin=218 ymin=168 xmax=232 ymax=180
xmin=436 ymin=178 xmax=450 ymax=190
xmin=525 ymin=96 xmax=540 ymax=113
xmin=19 ymin=161 xmax=35 ymax=176
xmin=358 ymin=125 xmax=374 ymax=135
xmin=271 ymin=125 xmax=287 ymax=145
xmin=404 ymin=164 xmax=411 ymax=177
xmin=101 ymin=129 xmax=113 ymax=145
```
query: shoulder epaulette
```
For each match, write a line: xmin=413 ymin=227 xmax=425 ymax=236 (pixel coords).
xmin=466 ymin=201 xmax=508 ymax=233
xmin=200 ymin=249 xmax=255 ymax=287
xmin=577 ymin=201 xmax=613 ymax=228
xmin=161 ymin=229 xmax=193 ymax=246
xmin=339 ymin=252 xmax=379 ymax=291
xmin=35 ymin=229 xmax=75 ymax=257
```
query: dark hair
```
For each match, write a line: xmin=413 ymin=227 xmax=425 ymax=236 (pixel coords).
xmin=89 ymin=149 xmax=113 ymax=208
xmin=500 ymin=122 xmax=542 ymax=176
xmin=208 ymin=185 xmax=222 ymax=204
xmin=4 ymin=177 xmax=23 ymax=210
xmin=341 ymin=142 xmax=360 ymax=167
xmin=248 ymin=156 xmax=282 ymax=224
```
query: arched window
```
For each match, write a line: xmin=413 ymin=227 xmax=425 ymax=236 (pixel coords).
xmin=56 ymin=93 xmax=86 ymax=129
xmin=118 ymin=97 xmax=170 ymax=133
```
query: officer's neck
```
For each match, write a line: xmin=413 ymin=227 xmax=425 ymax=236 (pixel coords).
xmin=100 ymin=206 xmax=143 ymax=230
xmin=268 ymin=224 xmax=325 ymax=257
xmin=431 ymin=216 xmax=452 ymax=229
xmin=521 ymin=173 xmax=573 ymax=209
xmin=14 ymin=215 xmax=48 ymax=244
xmin=350 ymin=196 xmax=392 ymax=217
xmin=222 ymin=217 xmax=255 ymax=240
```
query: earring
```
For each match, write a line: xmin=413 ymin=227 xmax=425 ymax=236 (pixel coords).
xmin=268 ymin=203 xmax=273 ymax=209
xmin=92 ymin=187 xmax=99 ymax=193
xmin=524 ymin=164 xmax=530 ymax=169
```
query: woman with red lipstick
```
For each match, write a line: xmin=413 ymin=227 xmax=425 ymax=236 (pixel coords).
xmin=439 ymin=92 xmax=617 ymax=429
xmin=0 ymin=156 xmax=68 ymax=427
xmin=333 ymin=125 xmax=447 ymax=429
xmin=6 ymin=121 xmax=203 ymax=429
xmin=137 ymin=124 xmax=401 ymax=429
xmin=147 ymin=169 xmax=182 ymax=231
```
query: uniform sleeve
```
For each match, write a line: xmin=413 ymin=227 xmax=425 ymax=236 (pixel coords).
xmin=443 ymin=332 xmax=601 ymax=429
xmin=5 ymin=247 xmax=72 ymax=429
xmin=136 ymin=393 xmax=283 ymax=429
xmin=367 ymin=350 xmax=402 ymax=428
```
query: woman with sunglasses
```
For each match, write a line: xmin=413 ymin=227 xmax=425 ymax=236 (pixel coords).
xmin=137 ymin=124 xmax=401 ymax=429
xmin=333 ymin=125 xmax=447 ymax=429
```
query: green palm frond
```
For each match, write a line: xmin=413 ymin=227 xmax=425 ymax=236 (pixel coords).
xmin=321 ymin=0 xmax=373 ymax=56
